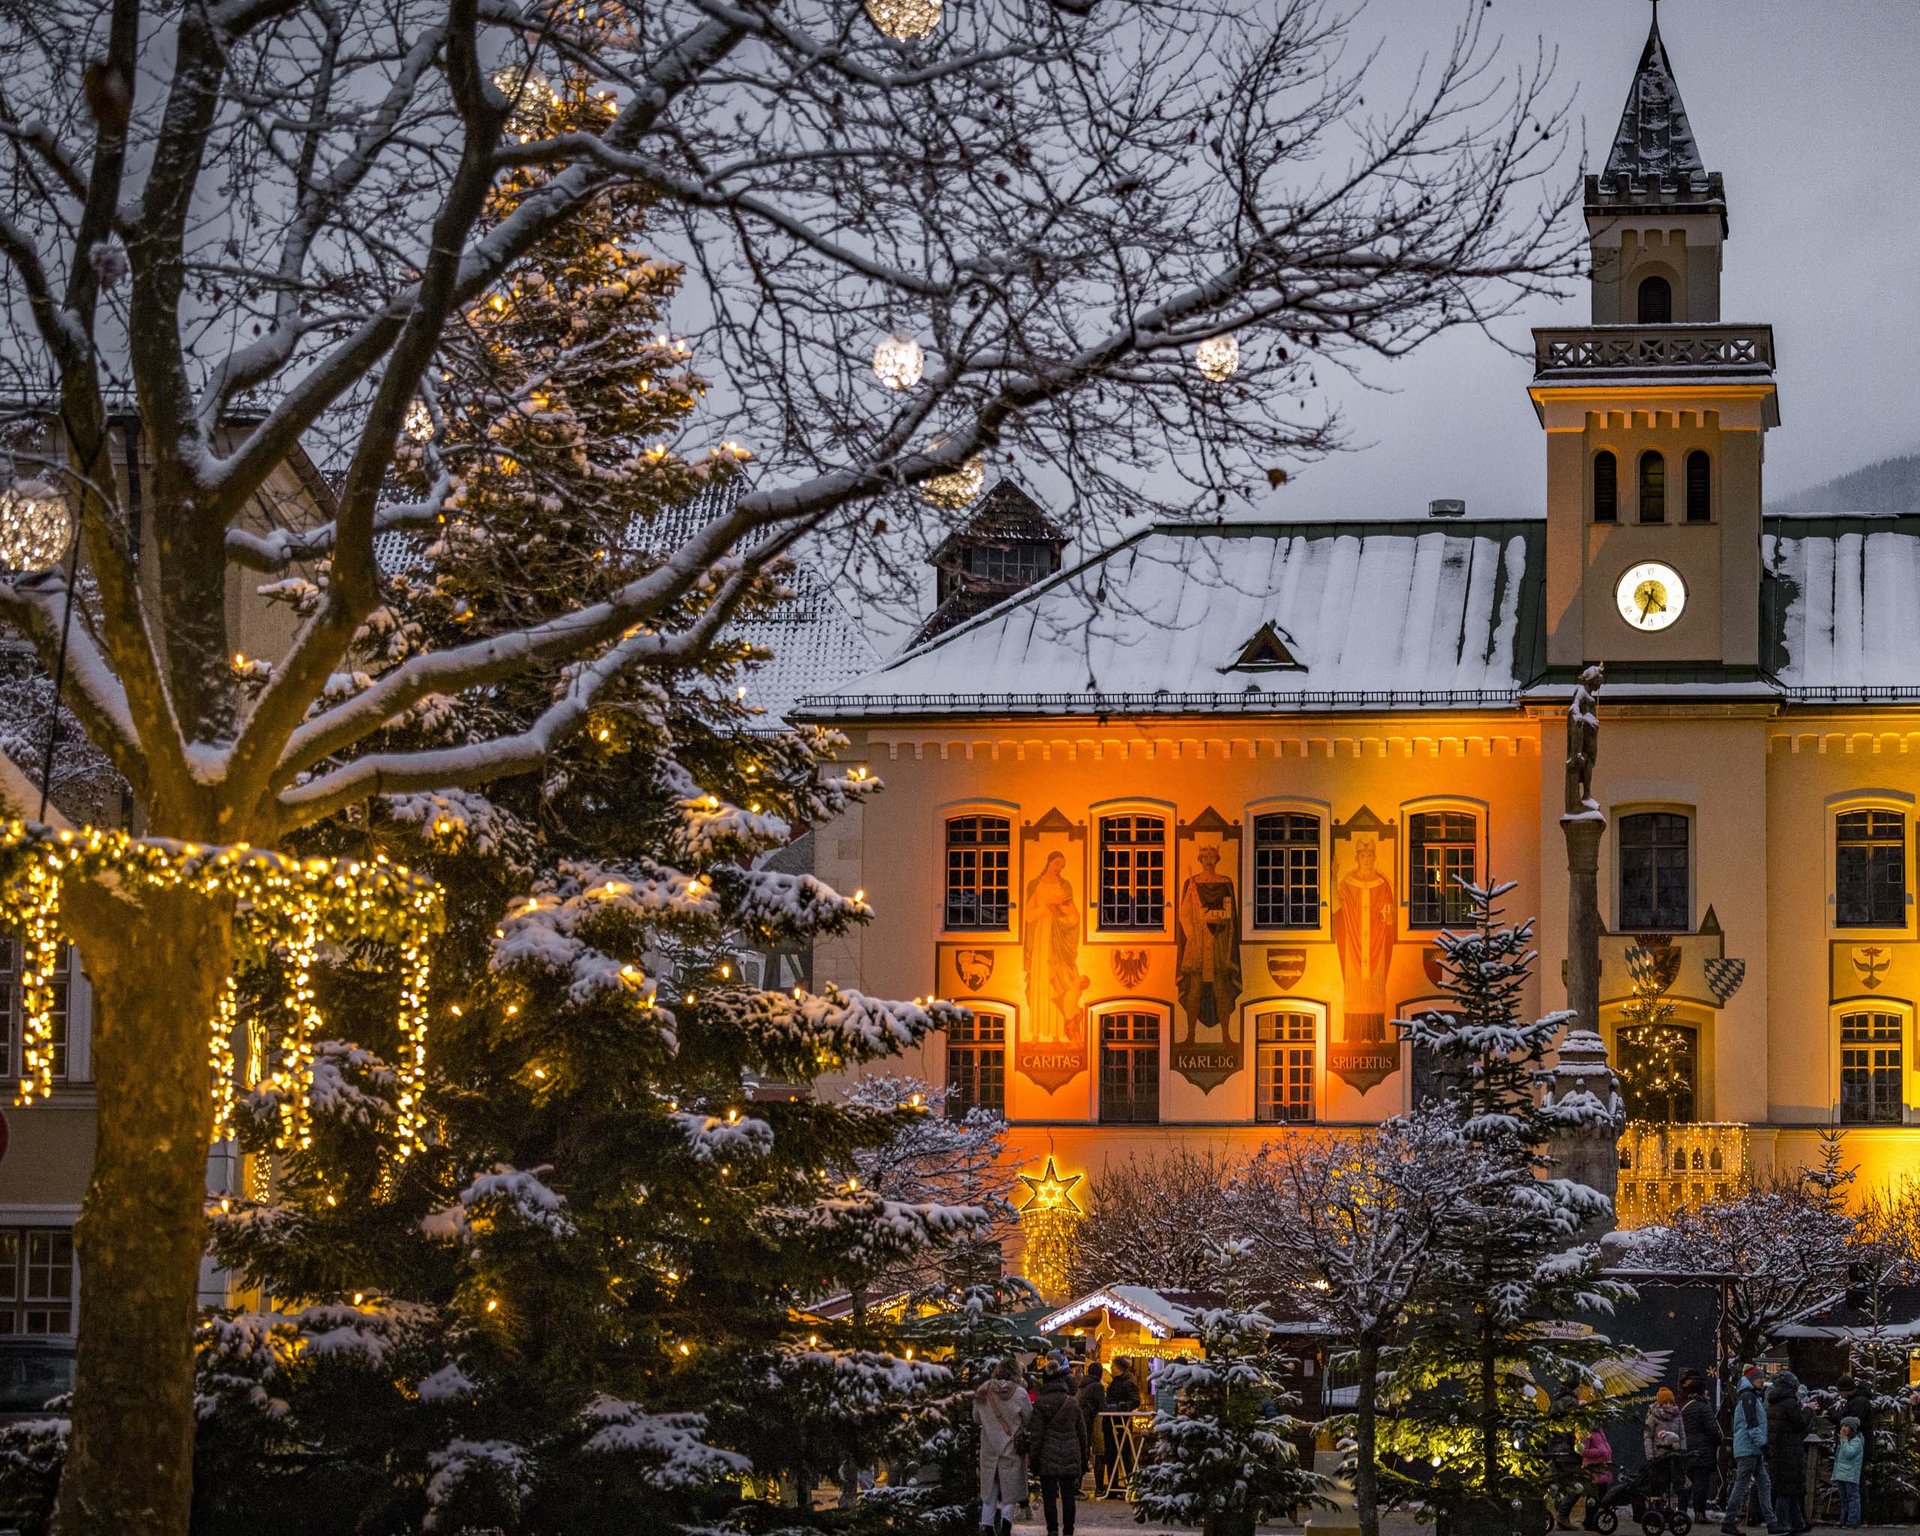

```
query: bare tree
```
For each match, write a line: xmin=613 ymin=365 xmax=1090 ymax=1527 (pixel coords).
xmin=1065 ymin=1144 xmax=1243 ymax=1293
xmin=1238 ymin=1113 xmax=1471 ymax=1536
xmin=0 ymin=0 xmax=1574 ymax=1528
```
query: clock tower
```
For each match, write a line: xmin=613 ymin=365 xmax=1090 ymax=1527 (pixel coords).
xmin=1533 ymin=7 xmax=1779 ymax=675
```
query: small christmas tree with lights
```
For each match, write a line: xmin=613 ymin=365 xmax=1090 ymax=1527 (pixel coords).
xmin=1385 ymin=880 xmax=1632 ymax=1531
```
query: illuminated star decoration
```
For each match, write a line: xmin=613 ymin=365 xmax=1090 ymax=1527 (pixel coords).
xmin=1017 ymin=1156 xmax=1084 ymax=1215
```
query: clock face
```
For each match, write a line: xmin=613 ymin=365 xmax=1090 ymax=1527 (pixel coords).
xmin=1615 ymin=561 xmax=1687 ymax=632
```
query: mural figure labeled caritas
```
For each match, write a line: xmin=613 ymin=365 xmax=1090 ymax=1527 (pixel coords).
xmin=1332 ymin=810 xmax=1400 ymax=1091
xmin=1174 ymin=843 xmax=1243 ymax=1091
xmin=1019 ymin=845 xmax=1090 ymax=1091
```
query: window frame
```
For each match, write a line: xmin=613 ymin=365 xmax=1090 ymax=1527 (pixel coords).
xmin=1638 ymin=449 xmax=1667 ymax=525
xmin=1091 ymin=800 xmax=1174 ymax=937
xmin=1826 ymin=793 xmax=1914 ymax=939
xmin=1242 ymin=799 xmax=1330 ymax=940
xmin=943 ymin=1006 xmax=1009 ymax=1122
xmin=1252 ymin=1007 xmax=1319 ymax=1125
xmin=1614 ymin=807 xmax=1693 ymax=934
xmin=940 ymin=811 xmax=1015 ymax=934
xmin=0 ymin=1221 xmax=79 ymax=1337
xmin=1637 ymin=273 xmax=1674 ymax=324
xmin=1592 ymin=449 xmax=1619 ymax=525
xmin=1836 ymin=1006 xmax=1907 ymax=1127
xmin=1402 ymin=800 xmax=1486 ymax=932
xmin=934 ymin=800 xmax=1020 ymax=940
xmin=1095 ymin=1006 xmax=1162 ymax=1125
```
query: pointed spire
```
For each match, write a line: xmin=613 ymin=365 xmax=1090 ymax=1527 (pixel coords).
xmin=1603 ymin=3 xmax=1707 ymax=187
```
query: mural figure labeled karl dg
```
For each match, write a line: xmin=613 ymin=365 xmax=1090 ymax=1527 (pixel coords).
xmin=1174 ymin=841 xmax=1244 ymax=1091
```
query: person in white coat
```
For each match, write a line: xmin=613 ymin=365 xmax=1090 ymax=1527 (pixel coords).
xmin=975 ymin=1358 xmax=1032 ymax=1536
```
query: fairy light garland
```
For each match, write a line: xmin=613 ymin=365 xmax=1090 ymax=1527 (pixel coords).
xmin=0 ymin=821 xmax=442 ymax=1155
xmin=210 ymin=975 xmax=239 ymax=1140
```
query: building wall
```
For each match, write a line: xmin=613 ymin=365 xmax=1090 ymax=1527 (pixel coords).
xmin=821 ymin=704 xmax=1920 ymax=1202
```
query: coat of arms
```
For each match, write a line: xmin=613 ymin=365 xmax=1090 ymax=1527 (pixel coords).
xmin=1265 ymin=946 xmax=1306 ymax=990
xmin=1703 ymin=956 xmax=1747 ymax=1005
xmin=1852 ymin=946 xmax=1890 ymax=991
xmin=1421 ymin=945 xmax=1446 ymax=986
xmin=1624 ymin=938 xmax=1682 ymax=997
xmin=955 ymin=949 xmax=995 ymax=993
xmin=1111 ymin=949 xmax=1149 ymax=989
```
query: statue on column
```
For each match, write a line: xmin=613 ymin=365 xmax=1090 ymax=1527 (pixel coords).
xmin=1556 ymin=663 xmax=1624 ymax=1231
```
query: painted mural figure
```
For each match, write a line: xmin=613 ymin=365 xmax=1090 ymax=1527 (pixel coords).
xmin=1176 ymin=844 xmax=1241 ymax=1043
xmin=1023 ymin=852 xmax=1086 ymax=1044
xmin=1333 ymin=832 xmax=1396 ymax=1045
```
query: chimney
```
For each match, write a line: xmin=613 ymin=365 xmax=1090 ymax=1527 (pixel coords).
xmin=1428 ymin=498 xmax=1466 ymax=518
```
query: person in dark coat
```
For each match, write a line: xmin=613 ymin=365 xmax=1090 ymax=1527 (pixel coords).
xmin=1077 ymin=1362 xmax=1107 ymax=1492
xmin=1765 ymin=1371 xmax=1811 ymax=1536
xmin=1681 ymin=1377 xmax=1723 ymax=1521
xmin=1105 ymin=1358 xmax=1141 ymax=1413
xmin=1030 ymin=1361 xmax=1090 ymax=1536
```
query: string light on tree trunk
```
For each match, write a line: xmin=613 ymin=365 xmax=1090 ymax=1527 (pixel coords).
xmin=919 ymin=455 xmax=984 ymax=509
xmin=863 ymin=0 xmax=942 ymax=40
xmin=0 ymin=482 xmax=75 ymax=572
xmin=1194 ymin=333 xmax=1241 ymax=382
xmin=0 ymin=821 xmax=441 ymax=1154
xmin=871 ymin=332 xmax=924 ymax=390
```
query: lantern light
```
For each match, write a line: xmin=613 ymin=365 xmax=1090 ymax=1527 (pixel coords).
xmin=0 ymin=482 xmax=75 ymax=573
xmin=1195 ymin=333 xmax=1241 ymax=383
xmin=872 ymin=332 xmax=924 ymax=390
xmin=404 ymin=401 xmax=434 ymax=442
xmin=919 ymin=456 xmax=984 ymax=510
xmin=864 ymin=0 xmax=941 ymax=40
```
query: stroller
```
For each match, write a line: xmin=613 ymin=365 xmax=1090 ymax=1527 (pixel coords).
xmin=1592 ymin=1455 xmax=1692 ymax=1536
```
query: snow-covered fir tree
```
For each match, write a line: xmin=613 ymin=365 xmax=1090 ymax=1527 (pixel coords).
xmin=1133 ymin=1239 xmax=1324 ymax=1536
xmin=1384 ymin=880 xmax=1630 ymax=1522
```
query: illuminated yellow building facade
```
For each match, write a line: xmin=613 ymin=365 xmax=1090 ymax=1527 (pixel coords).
xmin=801 ymin=15 xmax=1920 ymax=1259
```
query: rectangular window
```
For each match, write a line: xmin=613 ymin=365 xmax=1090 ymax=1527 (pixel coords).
xmin=945 ymin=1011 xmax=1006 ymax=1119
xmin=1408 ymin=812 xmax=1477 ymax=928
xmin=1841 ymin=1012 xmax=1903 ymax=1126
xmin=944 ymin=815 xmax=1012 ymax=930
xmin=966 ymin=544 xmax=1051 ymax=586
xmin=1252 ymin=813 xmax=1321 ymax=929
xmin=0 ymin=939 xmax=70 ymax=1084
xmin=1618 ymin=811 xmax=1690 ymax=931
xmin=1255 ymin=1012 xmax=1316 ymax=1123
xmin=0 ymin=1228 xmax=75 ymax=1335
xmin=1837 ymin=810 xmax=1906 ymax=928
xmin=1099 ymin=1012 xmax=1159 ymax=1124
xmin=1098 ymin=815 xmax=1167 ymax=930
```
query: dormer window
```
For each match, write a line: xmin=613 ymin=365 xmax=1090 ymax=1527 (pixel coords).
xmin=1223 ymin=621 xmax=1303 ymax=673
xmin=1637 ymin=274 xmax=1673 ymax=324
xmin=966 ymin=542 xmax=1052 ymax=587
xmin=1639 ymin=451 xmax=1667 ymax=524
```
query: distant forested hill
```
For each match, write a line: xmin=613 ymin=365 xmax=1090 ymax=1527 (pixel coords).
xmin=1771 ymin=452 xmax=1920 ymax=517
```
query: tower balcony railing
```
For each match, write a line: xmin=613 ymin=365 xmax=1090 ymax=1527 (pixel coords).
xmin=1534 ymin=323 xmax=1775 ymax=378
xmin=1615 ymin=1120 xmax=1751 ymax=1229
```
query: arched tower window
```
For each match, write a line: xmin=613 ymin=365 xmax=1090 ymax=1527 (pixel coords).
xmin=1637 ymin=275 xmax=1673 ymax=324
xmin=1685 ymin=450 xmax=1711 ymax=523
xmin=1592 ymin=451 xmax=1618 ymax=524
xmin=1639 ymin=451 xmax=1666 ymax=524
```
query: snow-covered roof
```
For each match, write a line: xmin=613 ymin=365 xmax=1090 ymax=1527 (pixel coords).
xmin=735 ymin=561 xmax=883 ymax=725
xmin=1601 ymin=11 xmax=1708 ymax=187
xmin=1765 ymin=518 xmax=1920 ymax=700
xmin=801 ymin=520 xmax=1544 ymax=718
xmin=1036 ymin=1284 xmax=1199 ymax=1338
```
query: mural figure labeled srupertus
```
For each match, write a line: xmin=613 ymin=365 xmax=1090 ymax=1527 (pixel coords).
xmin=1333 ymin=831 xmax=1396 ymax=1045
xmin=1176 ymin=844 xmax=1241 ymax=1044
xmin=1023 ymin=851 xmax=1087 ymax=1044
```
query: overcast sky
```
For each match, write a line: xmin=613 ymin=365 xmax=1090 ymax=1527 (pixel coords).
xmin=1269 ymin=0 xmax=1920 ymax=521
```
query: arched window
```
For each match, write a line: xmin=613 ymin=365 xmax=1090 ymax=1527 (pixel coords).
xmin=1618 ymin=1019 xmax=1697 ymax=1123
xmin=1639 ymin=451 xmax=1667 ymax=524
xmin=1592 ymin=451 xmax=1618 ymax=524
xmin=1098 ymin=1011 xmax=1160 ymax=1123
xmin=1685 ymin=450 xmax=1711 ymax=523
xmin=1637 ymin=274 xmax=1673 ymax=324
